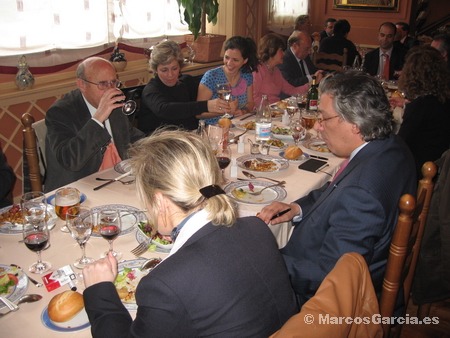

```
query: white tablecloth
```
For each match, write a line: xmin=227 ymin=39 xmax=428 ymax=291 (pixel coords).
xmin=0 ymin=118 xmax=343 ymax=337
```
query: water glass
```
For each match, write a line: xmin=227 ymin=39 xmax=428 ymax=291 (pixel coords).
xmin=67 ymin=206 xmax=94 ymax=269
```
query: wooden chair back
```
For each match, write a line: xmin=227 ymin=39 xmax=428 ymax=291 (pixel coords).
xmin=379 ymin=161 xmax=437 ymax=337
xmin=313 ymin=46 xmax=348 ymax=72
xmin=21 ymin=113 xmax=44 ymax=192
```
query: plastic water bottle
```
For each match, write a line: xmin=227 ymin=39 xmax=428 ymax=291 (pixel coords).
xmin=255 ymin=94 xmax=272 ymax=143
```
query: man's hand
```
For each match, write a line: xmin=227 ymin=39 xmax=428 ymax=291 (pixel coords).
xmin=257 ymin=201 xmax=300 ymax=225
xmin=93 ymin=88 xmax=125 ymax=123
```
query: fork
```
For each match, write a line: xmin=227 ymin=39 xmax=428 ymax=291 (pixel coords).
xmin=247 ymin=181 xmax=286 ymax=196
xmin=131 ymin=239 xmax=151 ymax=256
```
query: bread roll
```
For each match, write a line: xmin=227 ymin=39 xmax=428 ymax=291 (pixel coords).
xmin=284 ymin=145 xmax=303 ymax=160
xmin=277 ymin=101 xmax=287 ymax=109
xmin=218 ymin=118 xmax=232 ymax=128
xmin=48 ymin=290 xmax=84 ymax=322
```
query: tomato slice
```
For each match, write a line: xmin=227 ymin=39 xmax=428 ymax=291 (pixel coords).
xmin=8 ymin=274 xmax=19 ymax=285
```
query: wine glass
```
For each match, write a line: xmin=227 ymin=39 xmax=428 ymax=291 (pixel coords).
xmin=98 ymin=209 xmax=122 ymax=259
xmin=22 ymin=214 xmax=51 ymax=274
xmin=115 ymin=88 xmax=137 ymax=116
xmin=20 ymin=191 xmax=47 ymax=231
xmin=216 ymin=83 xmax=232 ymax=102
xmin=67 ymin=206 xmax=94 ymax=269
xmin=216 ymin=142 xmax=231 ymax=184
xmin=54 ymin=187 xmax=80 ymax=233
xmin=290 ymin=119 xmax=307 ymax=146
xmin=187 ymin=44 xmax=196 ymax=63
xmin=286 ymin=98 xmax=298 ymax=123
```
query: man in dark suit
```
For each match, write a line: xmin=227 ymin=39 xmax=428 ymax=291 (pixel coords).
xmin=278 ymin=30 xmax=324 ymax=87
xmin=363 ymin=22 xmax=407 ymax=80
xmin=319 ymin=18 xmax=336 ymax=41
xmin=395 ymin=22 xmax=419 ymax=51
xmin=258 ymin=71 xmax=417 ymax=306
xmin=45 ymin=57 xmax=144 ymax=192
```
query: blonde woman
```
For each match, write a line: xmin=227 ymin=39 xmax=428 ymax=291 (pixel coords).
xmin=82 ymin=129 xmax=298 ymax=337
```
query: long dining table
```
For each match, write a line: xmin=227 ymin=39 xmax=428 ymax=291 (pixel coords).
xmin=0 ymin=115 xmax=343 ymax=337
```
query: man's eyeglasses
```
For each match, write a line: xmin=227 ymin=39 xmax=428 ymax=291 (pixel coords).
xmin=317 ymin=115 xmax=339 ymax=126
xmin=80 ymin=78 xmax=122 ymax=90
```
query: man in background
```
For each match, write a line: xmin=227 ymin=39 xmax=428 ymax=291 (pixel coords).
xmin=293 ymin=15 xmax=312 ymax=34
xmin=319 ymin=18 xmax=336 ymax=41
xmin=363 ymin=22 xmax=407 ymax=80
xmin=394 ymin=22 xmax=419 ymax=51
xmin=279 ymin=30 xmax=323 ymax=87
xmin=431 ymin=33 xmax=450 ymax=70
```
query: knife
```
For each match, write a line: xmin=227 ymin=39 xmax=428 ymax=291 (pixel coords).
xmin=240 ymin=112 xmax=256 ymax=121
xmin=93 ymin=171 xmax=132 ymax=191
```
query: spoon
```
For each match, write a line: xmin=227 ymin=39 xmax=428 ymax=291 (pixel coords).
xmin=0 ymin=294 xmax=42 ymax=317
xmin=242 ymin=171 xmax=284 ymax=184
xmin=228 ymin=129 xmax=248 ymax=144
xmin=10 ymin=264 xmax=43 ymax=287
xmin=96 ymin=177 xmax=135 ymax=185
xmin=247 ymin=181 xmax=286 ymax=196
xmin=140 ymin=258 xmax=162 ymax=271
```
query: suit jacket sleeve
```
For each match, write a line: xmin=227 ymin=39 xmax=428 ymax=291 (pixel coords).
xmin=287 ymin=185 xmax=386 ymax=303
xmin=279 ymin=51 xmax=310 ymax=87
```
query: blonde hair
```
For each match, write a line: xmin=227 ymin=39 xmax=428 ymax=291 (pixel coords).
xmin=149 ymin=40 xmax=184 ymax=73
xmin=128 ymin=129 xmax=237 ymax=227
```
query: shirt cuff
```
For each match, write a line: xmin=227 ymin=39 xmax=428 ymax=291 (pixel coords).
xmin=92 ymin=117 xmax=104 ymax=127
xmin=291 ymin=203 xmax=303 ymax=222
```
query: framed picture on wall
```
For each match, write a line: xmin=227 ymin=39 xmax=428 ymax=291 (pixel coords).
xmin=333 ymin=0 xmax=399 ymax=12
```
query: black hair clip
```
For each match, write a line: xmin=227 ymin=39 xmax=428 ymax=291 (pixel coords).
xmin=199 ymin=185 xmax=225 ymax=199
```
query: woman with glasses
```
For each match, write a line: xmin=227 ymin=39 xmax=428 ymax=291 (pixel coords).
xmin=138 ymin=40 xmax=231 ymax=135
xmin=45 ymin=56 xmax=144 ymax=192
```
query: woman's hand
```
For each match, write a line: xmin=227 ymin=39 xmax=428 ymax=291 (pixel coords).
xmin=207 ymin=98 xmax=230 ymax=114
xmin=82 ymin=252 xmax=118 ymax=288
xmin=389 ymin=96 xmax=406 ymax=109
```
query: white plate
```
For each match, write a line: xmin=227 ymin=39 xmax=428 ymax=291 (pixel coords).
xmin=271 ymin=126 xmax=293 ymax=140
xmin=279 ymin=151 xmax=310 ymax=162
xmin=90 ymin=204 xmax=146 ymax=238
xmin=236 ymin=155 xmax=289 ymax=173
xmin=41 ymin=307 xmax=90 ymax=332
xmin=235 ymin=121 xmax=256 ymax=131
xmin=47 ymin=193 xmax=87 ymax=205
xmin=303 ymin=138 xmax=331 ymax=153
xmin=115 ymin=258 xmax=150 ymax=310
xmin=114 ymin=159 xmax=132 ymax=174
xmin=266 ymin=138 xmax=288 ymax=151
xmin=0 ymin=264 xmax=28 ymax=312
xmin=135 ymin=228 xmax=173 ymax=253
xmin=224 ymin=181 xmax=287 ymax=205
xmin=0 ymin=205 xmax=57 ymax=235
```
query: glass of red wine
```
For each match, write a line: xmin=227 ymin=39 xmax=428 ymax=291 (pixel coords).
xmin=98 ymin=209 xmax=122 ymax=260
xmin=216 ymin=141 xmax=231 ymax=184
xmin=22 ymin=210 xmax=51 ymax=274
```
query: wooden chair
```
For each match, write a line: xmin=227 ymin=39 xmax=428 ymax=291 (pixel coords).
xmin=312 ymin=46 xmax=348 ymax=72
xmin=21 ymin=113 xmax=45 ymax=192
xmin=379 ymin=161 xmax=437 ymax=337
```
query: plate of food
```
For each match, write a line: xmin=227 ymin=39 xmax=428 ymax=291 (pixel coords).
xmin=0 ymin=264 xmax=28 ymax=312
xmin=271 ymin=126 xmax=293 ymax=140
xmin=90 ymin=204 xmax=146 ymax=237
xmin=114 ymin=258 xmax=161 ymax=310
xmin=279 ymin=145 xmax=310 ymax=162
xmin=303 ymin=138 xmax=331 ymax=153
xmin=0 ymin=204 xmax=57 ymax=235
xmin=114 ymin=159 xmax=132 ymax=174
xmin=236 ymin=155 xmax=289 ymax=172
xmin=224 ymin=181 xmax=287 ymax=205
xmin=136 ymin=221 xmax=173 ymax=253
xmin=41 ymin=291 xmax=89 ymax=332
xmin=236 ymin=120 xmax=256 ymax=131
xmin=266 ymin=138 xmax=287 ymax=150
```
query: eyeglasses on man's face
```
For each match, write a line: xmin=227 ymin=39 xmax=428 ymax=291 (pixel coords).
xmin=80 ymin=78 xmax=122 ymax=90
xmin=317 ymin=115 xmax=339 ymax=126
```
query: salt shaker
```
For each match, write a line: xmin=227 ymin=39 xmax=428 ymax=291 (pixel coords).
xmin=282 ymin=109 xmax=290 ymax=126
xmin=237 ymin=135 xmax=245 ymax=154
xmin=230 ymin=158 xmax=238 ymax=178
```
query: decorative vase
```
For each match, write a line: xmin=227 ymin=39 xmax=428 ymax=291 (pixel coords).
xmin=15 ymin=55 xmax=35 ymax=90
xmin=112 ymin=61 xmax=127 ymax=72
xmin=184 ymin=34 xmax=226 ymax=63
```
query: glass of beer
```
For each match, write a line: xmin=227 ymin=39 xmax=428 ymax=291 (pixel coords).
xmin=301 ymin=111 xmax=318 ymax=132
xmin=55 ymin=187 xmax=81 ymax=232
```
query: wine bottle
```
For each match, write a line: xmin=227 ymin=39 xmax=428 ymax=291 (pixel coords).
xmin=255 ymin=95 xmax=272 ymax=143
xmin=306 ymin=76 xmax=319 ymax=111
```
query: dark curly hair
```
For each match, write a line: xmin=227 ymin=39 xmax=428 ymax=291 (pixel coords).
xmin=224 ymin=36 xmax=258 ymax=73
xmin=399 ymin=45 xmax=450 ymax=103
xmin=257 ymin=33 xmax=285 ymax=64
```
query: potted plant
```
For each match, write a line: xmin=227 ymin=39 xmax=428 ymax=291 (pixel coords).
xmin=109 ymin=43 xmax=127 ymax=72
xmin=177 ymin=0 xmax=226 ymax=63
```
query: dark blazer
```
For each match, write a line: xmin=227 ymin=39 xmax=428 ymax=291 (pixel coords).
xmin=319 ymin=30 xmax=329 ymax=41
xmin=138 ymin=75 xmax=206 ymax=135
xmin=363 ymin=46 xmax=407 ymax=80
xmin=278 ymin=48 xmax=317 ymax=87
xmin=84 ymin=217 xmax=298 ymax=337
xmin=398 ymin=95 xmax=450 ymax=177
xmin=45 ymin=89 xmax=144 ymax=192
xmin=281 ymin=135 xmax=417 ymax=306
xmin=319 ymin=36 xmax=360 ymax=67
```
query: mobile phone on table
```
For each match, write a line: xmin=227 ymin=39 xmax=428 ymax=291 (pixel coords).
xmin=298 ymin=159 xmax=329 ymax=173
